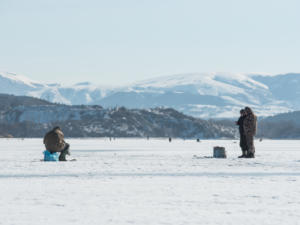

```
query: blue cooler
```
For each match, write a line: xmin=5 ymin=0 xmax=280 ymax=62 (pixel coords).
xmin=43 ymin=150 xmax=59 ymax=161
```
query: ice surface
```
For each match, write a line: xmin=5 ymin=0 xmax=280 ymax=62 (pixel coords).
xmin=0 ymin=138 xmax=300 ymax=225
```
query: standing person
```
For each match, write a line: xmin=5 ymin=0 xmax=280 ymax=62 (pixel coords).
xmin=236 ymin=109 xmax=247 ymax=158
xmin=43 ymin=126 xmax=70 ymax=161
xmin=243 ymin=107 xmax=257 ymax=158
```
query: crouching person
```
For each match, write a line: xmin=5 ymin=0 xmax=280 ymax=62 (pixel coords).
xmin=43 ymin=126 xmax=70 ymax=161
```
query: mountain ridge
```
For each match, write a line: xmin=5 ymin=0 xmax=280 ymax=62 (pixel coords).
xmin=1 ymin=71 xmax=300 ymax=118
xmin=1 ymin=93 xmax=300 ymax=139
xmin=0 ymin=93 xmax=237 ymax=138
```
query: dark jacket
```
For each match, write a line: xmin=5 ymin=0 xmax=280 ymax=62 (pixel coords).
xmin=237 ymin=115 xmax=246 ymax=135
xmin=243 ymin=114 xmax=257 ymax=137
xmin=243 ymin=112 xmax=257 ymax=153
xmin=43 ymin=128 xmax=66 ymax=153
xmin=237 ymin=115 xmax=247 ymax=151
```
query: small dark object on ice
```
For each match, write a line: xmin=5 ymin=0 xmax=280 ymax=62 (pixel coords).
xmin=193 ymin=155 xmax=213 ymax=159
xmin=213 ymin=146 xmax=227 ymax=158
xmin=169 ymin=137 xmax=172 ymax=142
xmin=59 ymin=143 xmax=70 ymax=161
xmin=197 ymin=138 xmax=200 ymax=142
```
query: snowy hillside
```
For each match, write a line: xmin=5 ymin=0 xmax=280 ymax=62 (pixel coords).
xmin=106 ymin=73 xmax=284 ymax=118
xmin=0 ymin=72 xmax=109 ymax=105
xmin=1 ymin=71 xmax=300 ymax=118
xmin=0 ymin=72 xmax=45 ymax=95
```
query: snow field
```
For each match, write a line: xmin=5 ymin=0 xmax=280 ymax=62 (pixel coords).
xmin=0 ymin=138 xmax=300 ymax=225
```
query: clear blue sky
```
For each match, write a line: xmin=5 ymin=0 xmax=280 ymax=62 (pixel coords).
xmin=0 ymin=0 xmax=299 ymax=85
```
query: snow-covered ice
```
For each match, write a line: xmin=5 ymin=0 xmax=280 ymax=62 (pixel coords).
xmin=1 ymin=138 xmax=300 ymax=225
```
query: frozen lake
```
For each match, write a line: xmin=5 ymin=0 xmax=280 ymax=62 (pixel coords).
xmin=1 ymin=138 xmax=300 ymax=225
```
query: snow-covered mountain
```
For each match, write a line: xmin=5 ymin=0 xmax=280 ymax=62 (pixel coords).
xmin=1 ymin=71 xmax=300 ymax=118
xmin=98 ymin=73 xmax=284 ymax=118
xmin=0 ymin=72 xmax=109 ymax=105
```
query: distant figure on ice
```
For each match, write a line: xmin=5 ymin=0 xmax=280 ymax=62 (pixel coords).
xmin=43 ymin=126 xmax=70 ymax=161
xmin=243 ymin=107 xmax=257 ymax=158
xmin=236 ymin=109 xmax=247 ymax=158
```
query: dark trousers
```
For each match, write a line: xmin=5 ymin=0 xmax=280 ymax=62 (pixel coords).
xmin=245 ymin=135 xmax=255 ymax=154
xmin=240 ymin=134 xmax=247 ymax=153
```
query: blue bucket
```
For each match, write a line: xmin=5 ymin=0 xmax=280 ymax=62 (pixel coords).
xmin=43 ymin=150 xmax=59 ymax=161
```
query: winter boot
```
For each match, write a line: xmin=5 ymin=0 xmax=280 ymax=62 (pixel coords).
xmin=246 ymin=152 xmax=255 ymax=158
xmin=238 ymin=151 xmax=247 ymax=158
xmin=59 ymin=143 xmax=70 ymax=161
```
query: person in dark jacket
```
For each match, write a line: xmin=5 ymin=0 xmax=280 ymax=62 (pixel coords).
xmin=43 ymin=126 xmax=70 ymax=161
xmin=243 ymin=107 xmax=257 ymax=158
xmin=236 ymin=109 xmax=247 ymax=158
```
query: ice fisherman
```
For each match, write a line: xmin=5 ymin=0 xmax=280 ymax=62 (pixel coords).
xmin=43 ymin=126 xmax=70 ymax=161
xmin=243 ymin=107 xmax=257 ymax=158
xmin=236 ymin=109 xmax=247 ymax=158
